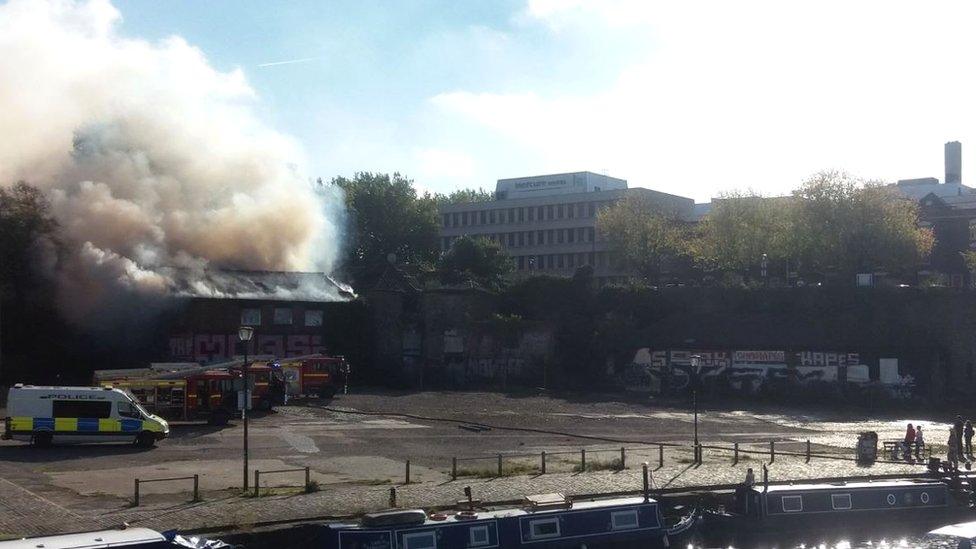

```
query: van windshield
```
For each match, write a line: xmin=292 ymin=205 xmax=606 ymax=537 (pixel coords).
xmin=121 ymin=390 xmax=150 ymax=417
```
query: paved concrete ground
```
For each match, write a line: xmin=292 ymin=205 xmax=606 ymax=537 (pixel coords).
xmin=0 ymin=390 xmax=952 ymax=538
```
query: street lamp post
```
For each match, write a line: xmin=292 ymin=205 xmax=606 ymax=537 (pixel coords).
xmin=238 ymin=325 xmax=254 ymax=492
xmin=690 ymin=354 xmax=702 ymax=463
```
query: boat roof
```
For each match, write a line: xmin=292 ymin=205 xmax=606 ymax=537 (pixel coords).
xmin=331 ymin=496 xmax=656 ymax=528
xmin=0 ymin=528 xmax=165 ymax=548
xmin=929 ymin=521 xmax=976 ymax=540
xmin=758 ymin=479 xmax=944 ymax=493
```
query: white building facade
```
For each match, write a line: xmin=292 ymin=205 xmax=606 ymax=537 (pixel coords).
xmin=438 ymin=172 xmax=694 ymax=285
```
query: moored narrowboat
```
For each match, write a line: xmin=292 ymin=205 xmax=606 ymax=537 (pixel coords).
xmin=322 ymin=492 xmax=691 ymax=548
xmin=704 ymin=477 xmax=970 ymax=542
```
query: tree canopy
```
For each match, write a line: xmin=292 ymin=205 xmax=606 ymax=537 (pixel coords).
xmin=0 ymin=181 xmax=59 ymax=295
xmin=693 ymin=191 xmax=794 ymax=274
xmin=596 ymin=194 xmax=690 ymax=280
xmin=332 ymin=172 xmax=440 ymax=288
xmin=787 ymin=171 xmax=933 ymax=279
xmin=598 ymin=172 xmax=934 ymax=285
xmin=438 ymin=235 xmax=513 ymax=289
xmin=435 ymin=188 xmax=495 ymax=205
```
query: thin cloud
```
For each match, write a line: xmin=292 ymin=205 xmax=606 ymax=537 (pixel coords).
xmin=257 ymin=57 xmax=318 ymax=68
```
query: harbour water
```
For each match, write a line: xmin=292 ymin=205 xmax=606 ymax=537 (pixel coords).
xmin=687 ymin=533 xmax=961 ymax=549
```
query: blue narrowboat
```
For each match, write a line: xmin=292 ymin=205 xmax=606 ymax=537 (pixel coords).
xmin=323 ymin=492 xmax=693 ymax=549
xmin=704 ymin=478 xmax=969 ymax=540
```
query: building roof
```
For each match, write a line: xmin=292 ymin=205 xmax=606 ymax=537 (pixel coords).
xmin=172 ymin=270 xmax=356 ymax=301
xmin=890 ymin=181 xmax=974 ymax=201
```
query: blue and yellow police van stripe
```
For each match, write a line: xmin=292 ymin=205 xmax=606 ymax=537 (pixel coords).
xmin=9 ymin=417 xmax=163 ymax=435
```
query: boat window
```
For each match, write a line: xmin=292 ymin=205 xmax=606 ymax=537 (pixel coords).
xmin=529 ymin=518 xmax=560 ymax=539
xmin=921 ymin=492 xmax=930 ymax=504
xmin=402 ymin=531 xmax=436 ymax=549
xmin=886 ymin=493 xmax=897 ymax=506
xmin=468 ymin=525 xmax=490 ymax=547
xmin=611 ymin=509 xmax=640 ymax=530
xmin=781 ymin=495 xmax=803 ymax=512
xmin=831 ymin=494 xmax=852 ymax=510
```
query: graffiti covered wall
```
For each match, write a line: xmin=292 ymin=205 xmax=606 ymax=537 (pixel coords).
xmin=622 ymin=348 xmax=912 ymax=397
xmin=169 ymin=333 xmax=326 ymax=362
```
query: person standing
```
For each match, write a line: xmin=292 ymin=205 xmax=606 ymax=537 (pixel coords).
xmin=915 ymin=425 xmax=925 ymax=459
xmin=965 ymin=420 xmax=974 ymax=457
xmin=949 ymin=428 xmax=960 ymax=472
xmin=955 ymin=416 xmax=965 ymax=456
xmin=904 ymin=423 xmax=916 ymax=460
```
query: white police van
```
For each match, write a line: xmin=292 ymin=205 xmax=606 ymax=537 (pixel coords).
xmin=2 ymin=384 xmax=170 ymax=447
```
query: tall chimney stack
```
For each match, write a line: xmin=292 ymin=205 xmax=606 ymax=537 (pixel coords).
xmin=945 ymin=141 xmax=962 ymax=184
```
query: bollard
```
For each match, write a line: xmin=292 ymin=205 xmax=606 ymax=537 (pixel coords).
xmin=254 ymin=470 xmax=260 ymax=496
xmin=642 ymin=462 xmax=649 ymax=502
xmin=389 ymin=487 xmax=397 ymax=507
xmin=541 ymin=451 xmax=547 ymax=474
xmin=659 ymin=444 xmax=664 ymax=468
xmin=734 ymin=442 xmax=739 ymax=465
xmin=620 ymin=447 xmax=626 ymax=469
xmin=497 ymin=454 xmax=503 ymax=477
xmin=405 ymin=460 xmax=411 ymax=484
xmin=806 ymin=440 xmax=811 ymax=463
xmin=305 ymin=467 xmax=310 ymax=490
xmin=452 ymin=457 xmax=458 ymax=481
xmin=134 ymin=479 xmax=140 ymax=507
xmin=581 ymin=449 xmax=586 ymax=472
xmin=770 ymin=441 xmax=775 ymax=463
xmin=193 ymin=474 xmax=199 ymax=502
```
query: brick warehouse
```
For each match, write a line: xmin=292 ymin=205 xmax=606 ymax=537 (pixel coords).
xmin=164 ymin=271 xmax=365 ymax=365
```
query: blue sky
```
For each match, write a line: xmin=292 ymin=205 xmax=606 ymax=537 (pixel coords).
xmin=110 ymin=0 xmax=976 ymax=201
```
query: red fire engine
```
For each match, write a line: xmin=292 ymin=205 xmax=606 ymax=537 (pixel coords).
xmin=275 ymin=356 xmax=349 ymax=399
xmin=97 ymin=361 xmax=287 ymax=424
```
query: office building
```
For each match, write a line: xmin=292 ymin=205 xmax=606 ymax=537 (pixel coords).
xmin=438 ymin=172 xmax=694 ymax=285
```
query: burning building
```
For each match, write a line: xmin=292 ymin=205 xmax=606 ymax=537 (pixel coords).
xmin=165 ymin=270 xmax=361 ymax=364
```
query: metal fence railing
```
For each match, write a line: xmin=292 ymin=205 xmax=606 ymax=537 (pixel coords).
xmin=133 ymin=475 xmax=199 ymax=506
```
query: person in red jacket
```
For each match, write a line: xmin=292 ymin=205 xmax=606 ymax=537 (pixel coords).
xmin=903 ymin=423 xmax=916 ymax=461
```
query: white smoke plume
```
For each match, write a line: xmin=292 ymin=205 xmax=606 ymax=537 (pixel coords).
xmin=0 ymin=0 xmax=347 ymax=321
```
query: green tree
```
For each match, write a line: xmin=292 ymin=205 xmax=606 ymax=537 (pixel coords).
xmin=693 ymin=192 xmax=794 ymax=276
xmin=0 ymin=182 xmax=61 ymax=383
xmin=332 ymin=172 xmax=440 ymax=288
xmin=0 ymin=182 xmax=59 ymax=296
xmin=596 ymin=194 xmax=689 ymax=281
xmin=789 ymin=171 xmax=933 ymax=280
xmin=435 ymin=188 xmax=495 ymax=205
xmin=438 ymin=235 xmax=513 ymax=289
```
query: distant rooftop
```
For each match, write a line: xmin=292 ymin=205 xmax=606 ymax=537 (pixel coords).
xmin=890 ymin=180 xmax=974 ymax=201
xmin=495 ymin=171 xmax=627 ymax=200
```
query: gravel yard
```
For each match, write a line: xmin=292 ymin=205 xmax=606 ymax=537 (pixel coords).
xmin=0 ymin=389 xmax=958 ymax=537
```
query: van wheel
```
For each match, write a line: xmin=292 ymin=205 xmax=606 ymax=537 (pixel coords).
xmin=32 ymin=432 xmax=52 ymax=448
xmin=136 ymin=432 xmax=156 ymax=448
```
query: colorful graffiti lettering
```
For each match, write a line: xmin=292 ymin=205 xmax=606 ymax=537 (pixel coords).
xmin=169 ymin=333 xmax=326 ymax=362
xmin=622 ymin=348 xmax=905 ymax=396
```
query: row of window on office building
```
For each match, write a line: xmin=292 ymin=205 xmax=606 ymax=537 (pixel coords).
xmin=240 ymin=307 xmax=324 ymax=327
xmin=511 ymin=251 xmax=612 ymax=271
xmin=442 ymin=200 xmax=616 ymax=229
xmin=442 ymin=226 xmax=599 ymax=251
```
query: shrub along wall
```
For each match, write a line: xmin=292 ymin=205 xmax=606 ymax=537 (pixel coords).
xmin=496 ymin=280 xmax=976 ymax=399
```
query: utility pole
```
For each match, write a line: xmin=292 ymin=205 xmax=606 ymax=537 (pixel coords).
xmin=238 ymin=326 xmax=254 ymax=492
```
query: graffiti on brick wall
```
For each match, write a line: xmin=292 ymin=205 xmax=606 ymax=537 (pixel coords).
xmin=622 ymin=348 xmax=883 ymax=395
xmin=439 ymin=328 xmax=551 ymax=384
xmin=169 ymin=333 xmax=326 ymax=362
